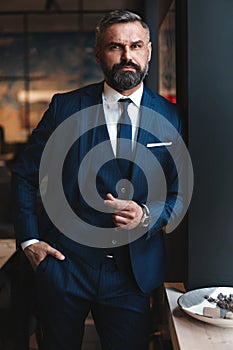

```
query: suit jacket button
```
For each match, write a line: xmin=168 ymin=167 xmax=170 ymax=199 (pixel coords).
xmin=112 ymin=240 xmax=117 ymax=245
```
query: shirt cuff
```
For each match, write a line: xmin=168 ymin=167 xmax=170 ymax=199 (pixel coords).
xmin=21 ymin=239 xmax=40 ymax=250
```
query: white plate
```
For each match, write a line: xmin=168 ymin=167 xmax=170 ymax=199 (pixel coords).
xmin=178 ymin=287 xmax=233 ymax=327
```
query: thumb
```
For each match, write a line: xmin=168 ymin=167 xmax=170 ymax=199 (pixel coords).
xmin=105 ymin=193 xmax=116 ymax=201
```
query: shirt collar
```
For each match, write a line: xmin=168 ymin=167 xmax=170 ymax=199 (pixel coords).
xmin=103 ymin=81 xmax=143 ymax=108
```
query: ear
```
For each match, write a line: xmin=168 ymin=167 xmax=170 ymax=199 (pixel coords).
xmin=94 ymin=46 xmax=100 ymax=63
xmin=147 ymin=42 xmax=152 ymax=62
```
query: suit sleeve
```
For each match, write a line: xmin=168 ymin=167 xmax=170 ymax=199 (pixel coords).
xmin=12 ymin=96 xmax=57 ymax=246
xmin=145 ymin=104 xmax=187 ymax=239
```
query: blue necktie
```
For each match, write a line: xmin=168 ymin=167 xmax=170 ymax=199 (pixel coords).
xmin=117 ymin=98 xmax=132 ymax=177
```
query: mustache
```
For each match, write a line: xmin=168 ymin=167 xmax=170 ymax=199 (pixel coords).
xmin=112 ymin=60 xmax=141 ymax=72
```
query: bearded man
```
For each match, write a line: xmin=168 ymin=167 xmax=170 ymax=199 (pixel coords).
xmin=12 ymin=10 xmax=183 ymax=350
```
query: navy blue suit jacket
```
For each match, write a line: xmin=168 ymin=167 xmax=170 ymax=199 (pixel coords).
xmin=12 ymin=82 xmax=183 ymax=293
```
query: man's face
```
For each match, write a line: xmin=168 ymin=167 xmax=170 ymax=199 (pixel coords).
xmin=95 ymin=21 xmax=152 ymax=92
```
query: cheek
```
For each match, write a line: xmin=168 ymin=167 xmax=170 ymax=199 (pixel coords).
xmin=139 ymin=53 xmax=150 ymax=67
xmin=101 ymin=53 xmax=121 ymax=68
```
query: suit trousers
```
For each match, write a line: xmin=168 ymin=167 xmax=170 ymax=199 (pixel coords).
xmin=34 ymin=241 xmax=150 ymax=350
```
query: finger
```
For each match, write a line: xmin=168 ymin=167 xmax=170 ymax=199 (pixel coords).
xmin=113 ymin=214 xmax=128 ymax=226
xmin=46 ymin=246 xmax=65 ymax=260
xmin=105 ymin=198 xmax=129 ymax=211
xmin=114 ymin=210 xmax=131 ymax=218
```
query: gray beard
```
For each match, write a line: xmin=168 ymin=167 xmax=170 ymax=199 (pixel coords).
xmin=101 ymin=62 xmax=149 ymax=91
xmin=112 ymin=70 xmax=143 ymax=90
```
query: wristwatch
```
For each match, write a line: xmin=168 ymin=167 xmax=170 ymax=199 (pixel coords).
xmin=139 ymin=204 xmax=150 ymax=228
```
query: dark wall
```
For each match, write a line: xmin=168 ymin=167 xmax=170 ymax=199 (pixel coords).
xmin=144 ymin=0 xmax=159 ymax=91
xmin=144 ymin=0 xmax=188 ymax=283
xmin=186 ymin=0 xmax=233 ymax=289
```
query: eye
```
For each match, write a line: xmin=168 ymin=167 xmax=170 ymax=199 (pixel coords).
xmin=109 ymin=43 xmax=122 ymax=51
xmin=131 ymin=43 xmax=143 ymax=49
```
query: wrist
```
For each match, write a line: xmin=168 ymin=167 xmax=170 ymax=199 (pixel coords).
xmin=21 ymin=239 xmax=40 ymax=250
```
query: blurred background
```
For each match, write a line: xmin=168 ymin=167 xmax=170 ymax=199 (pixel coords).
xmin=0 ymin=0 xmax=177 ymax=246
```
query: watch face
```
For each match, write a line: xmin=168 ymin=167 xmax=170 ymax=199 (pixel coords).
xmin=142 ymin=216 xmax=150 ymax=227
xmin=140 ymin=206 xmax=150 ymax=227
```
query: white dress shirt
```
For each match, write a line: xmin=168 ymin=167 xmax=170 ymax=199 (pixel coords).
xmin=21 ymin=82 xmax=144 ymax=250
xmin=103 ymin=82 xmax=143 ymax=155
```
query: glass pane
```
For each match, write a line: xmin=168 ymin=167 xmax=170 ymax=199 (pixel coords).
xmin=158 ymin=0 xmax=176 ymax=103
xmin=0 ymin=81 xmax=28 ymax=143
xmin=0 ymin=12 xmax=103 ymax=145
xmin=0 ymin=33 xmax=24 ymax=78
xmin=28 ymin=30 xmax=102 ymax=83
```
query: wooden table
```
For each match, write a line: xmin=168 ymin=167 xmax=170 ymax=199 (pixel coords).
xmin=0 ymin=238 xmax=16 ymax=268
xmin=165 ymin=282 xmax=233 ymax=350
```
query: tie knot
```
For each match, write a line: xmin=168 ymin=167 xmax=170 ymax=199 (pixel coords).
xmin=118 ymin=98 xmax=132 ymax=117
xmin=118 ymin=98 xmax=132 ymax=107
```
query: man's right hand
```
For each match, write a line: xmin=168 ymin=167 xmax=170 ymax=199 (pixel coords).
xmin=24 ymin=241 xmax=65 ymax=271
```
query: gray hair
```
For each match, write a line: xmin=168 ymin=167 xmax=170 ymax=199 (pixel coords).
xmin=95 ymin=10 xmax=150 ymax=46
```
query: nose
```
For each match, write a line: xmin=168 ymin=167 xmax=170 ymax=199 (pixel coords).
xmin=121 ymin=46 xmax=132 ymax=61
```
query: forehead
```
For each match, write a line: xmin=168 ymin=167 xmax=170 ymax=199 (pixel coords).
xmin=101 ymin=21 xmax=148 ymax=44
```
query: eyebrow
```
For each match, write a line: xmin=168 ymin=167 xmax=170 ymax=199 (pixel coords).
xmin=106 ymin=40 xmax=145 ymax=47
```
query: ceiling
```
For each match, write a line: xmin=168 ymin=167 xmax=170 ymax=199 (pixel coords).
xmin=0 ymin=0 xmax=144 ymax=33
xmin=0 ymin=0 xmax=142 ymax=13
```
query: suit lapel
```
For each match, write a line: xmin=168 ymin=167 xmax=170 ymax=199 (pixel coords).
xmin=78 ymin=81 xmax=116 ymax=167
xmin=130 ymin=87 xmax=160 ymax=187
xmin=136 ymin=86 xmax=160 ymax=146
